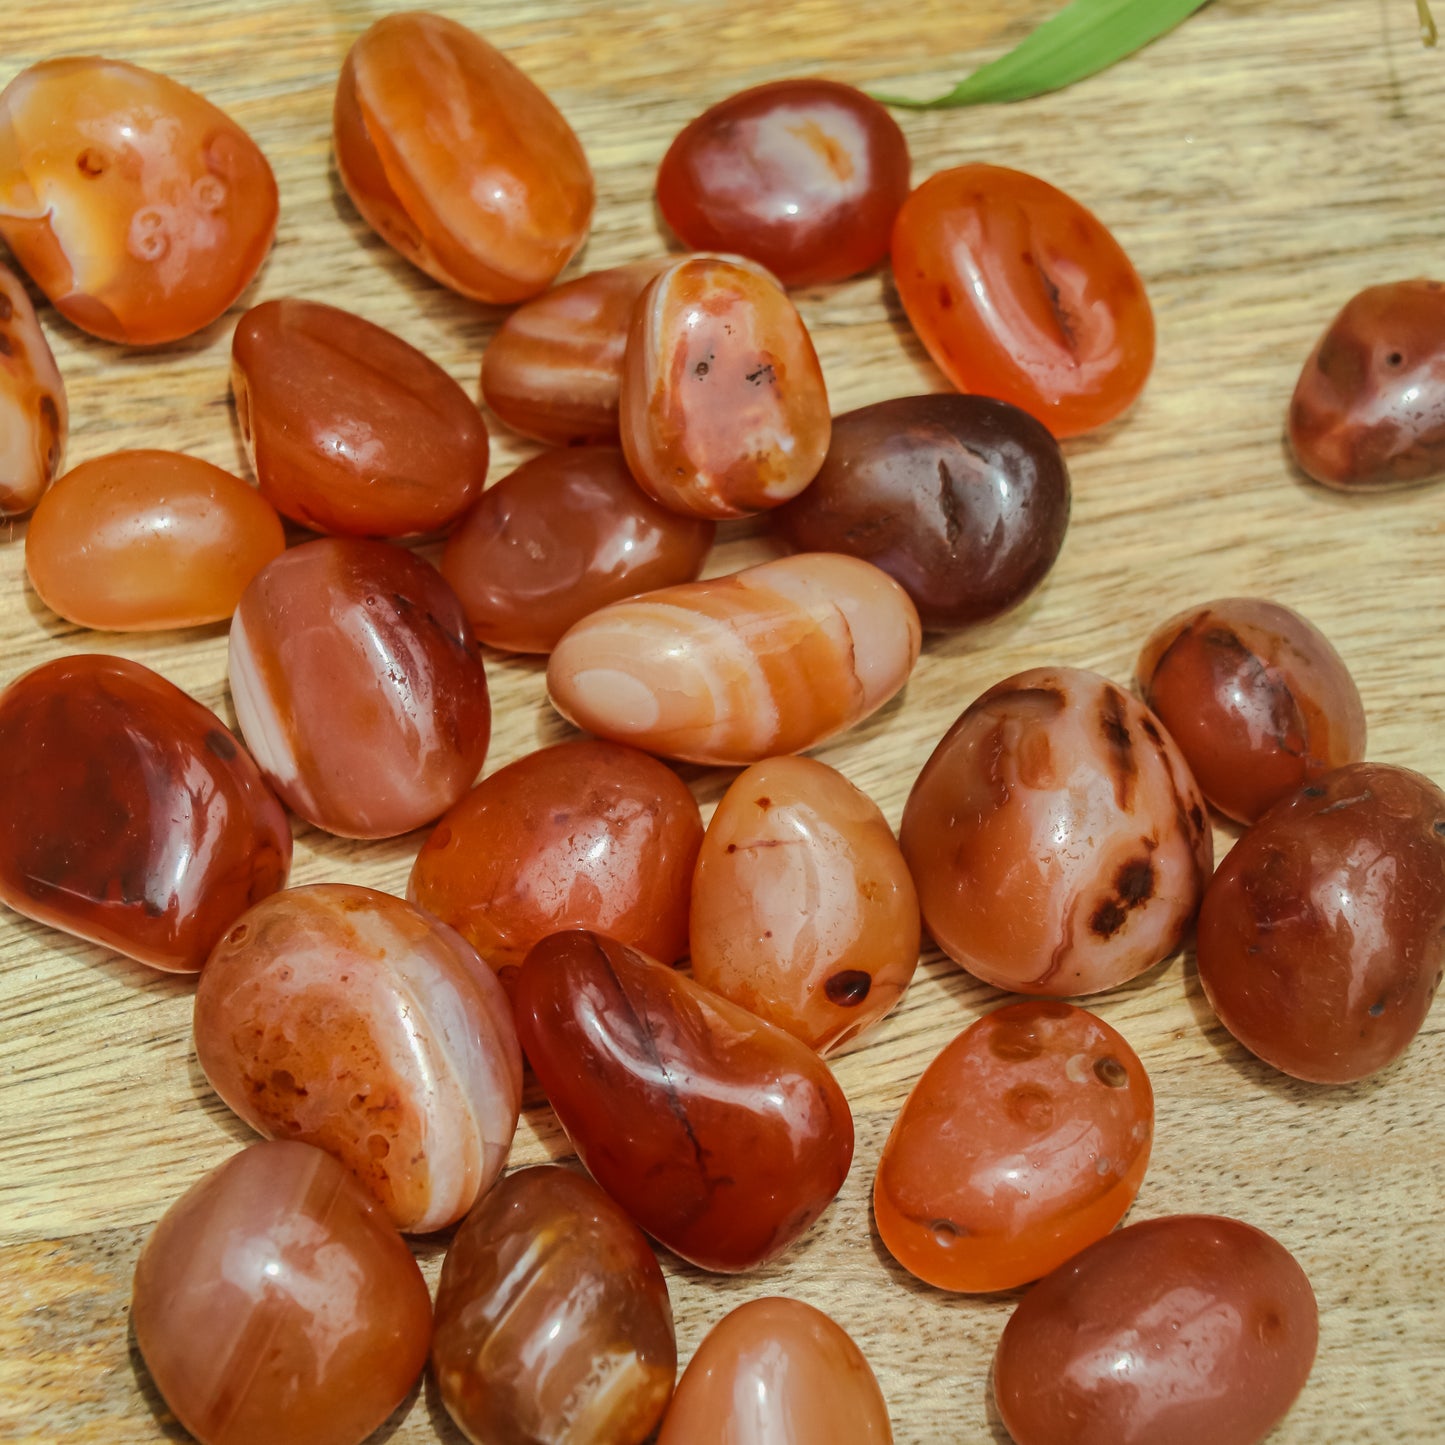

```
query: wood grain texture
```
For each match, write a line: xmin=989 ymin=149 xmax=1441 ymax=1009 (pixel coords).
xmin=2 ymin=1 xmax=1442 ymax=1441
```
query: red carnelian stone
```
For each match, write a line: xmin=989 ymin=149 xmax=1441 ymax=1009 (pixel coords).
xmin=1195 ymin=762 xmax=1445 ymax=1084
xmin=514 ymin=930 xmax=854 ymax=1272
xmin=0 ymin=654 xmax=291 ymax=972
xmin=232 ymin=298 xmax=489 ymax=538
xmin=440 ymin=447 xmax=713 ymax=654
xmin=1135 ymin=598 xmax=1366 ymax=825
xmin=132 ymin=1141 xmax=433 ymax=1445
xmin=891 ymin=164 xmax=1154 ymax=437
xmin=657 ymin=79 xmax=910 ymax=287
xmin=994 ymin=1215 xmax=1318 ymax=1445
xmin=409 ymin=739 xmax=702 ymax=992
xmin=229 ymin=539 xmax=491 ymax=840
xmin=481 ymin=260 xmax=669 ymax=446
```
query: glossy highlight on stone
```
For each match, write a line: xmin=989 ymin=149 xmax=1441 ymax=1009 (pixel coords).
xmin=1195 ymin=761 xmax=1445 ymax=1084
xmin=481 ymin=260 xmax=669 ymax=444
xmin=410 ymin=739 xmax=702 ymax=991
xmin=874 ymin=1001 xmax=1152 ymax=1293
xmin=132 ymin=1140 xmax=433 ymax=1445
xmin=195 ymin=884 xmax=522 ymax=1233
xmin=229 ymin=538 xmax=491 ymax=839
xmin=690 ymin=756 xmax=919 ymax=1054
xmin=334 ymin=11 xmax=593 ymax=303
xmin=900 ymin=667 xmax=1212 ymax=996
xmin=514 ymin=930 xmax=855 ymax=1272
xmin=994 ymin=1215 xmax=1318 ymax=1445
xmin=656 ymin=1297 xmax=892 ymax=1444
xmin=433 ymin=1165 xmax=676 ymax=1445
xmin=440 ymin=447 xmax=714 ymax=654
xmin=620 ymin=254 xmax=831 ymax=518
xmin=0 ymin=259 xmax=66 ymax=516
xmin=547 ymin=553 xmax=922 ymax=766
xmin=232 ymin=298 xmax=489 ymax=537
xmin=1136 ymin=597 xmax=1366 ymax=824
xmin=892 ymin=164 xmax=1154 ymax=437
xmin=656 ymin=78 xmax=910 ymax=288
xmin=25 ymin=449 xmax=285 ymax=631
xmin=1288 ymin=278 xmax=1445 ymax=490
xmin=0 ymin=56 xmax=278 ymax=344
xmin=0 ymin=654 xmax=291 ymax=973
xmin=769 ymin=393 xmax=1071 ymax=630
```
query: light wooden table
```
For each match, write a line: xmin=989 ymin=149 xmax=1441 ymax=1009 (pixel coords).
xmin=2 ymin=2 xmax=1442 ymax=1441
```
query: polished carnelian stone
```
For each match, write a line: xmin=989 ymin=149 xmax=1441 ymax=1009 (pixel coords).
xmin=25 ymin=450 xmax=285 ymax=631
xmin=439 ymin=447 xmax=714 ymax=654
xmin=132 ymin=1141 xmax=433 ymax=1445
xmin=690 ymin=755 xmax=920 ymax=1055
xmin=619 ymin=254 xmax=830 ymax=518
xmin=655 ymin=1298 xmax=891 ymax=1444
xmin=481 ymin=260 xmax=669 ymax=446
xmin=875 ymin=1001 xmax=1152 ymax=1293
xmin=514 ymin=930 xmax=854 ymax=1273
xmin=0 ymin=57 xmax=277 ymax=345
xmin=657 ymin=79 xmax=910 ymax=288
xmin=0 ymin=259 xmax=66 ymax=517
xmin=900 ymin=667 xmax=1212 ymax=996
xmin=0 ymin=654 xmax=291 ymax=972
xmin=334 ymin=12 xmax=593 ymax=304
xmin=232 ymin=298 xmax=489 ymax=537
xmin=892 ymin=164 xmax=1153 ymax=437
xmin=1288 ymin=279 xmax=1445 ymax=490
xmin=195 ymin=884 xmax=522 ymax=1234
xmin=1136 ymin=597 xmax=1366 ymax=824
xmin=994 ymin=1216 xmax=1318 ymax=1445
xmin=409 ymin=740 xmax=701 ymax=991
xmin=229 ymin=538 xmax=491 ymax=839
xmin=433 ymin=1165 xmax=676 ymax=1445
xmin=1195 ymin=762 xmax=1445 ymax=1084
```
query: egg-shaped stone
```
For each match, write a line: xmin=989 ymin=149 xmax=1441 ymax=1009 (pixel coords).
xmin=26 ymin=450 xmax=284 ymax=630
xmin=690 ymin=755 xmax=919 ymax=1054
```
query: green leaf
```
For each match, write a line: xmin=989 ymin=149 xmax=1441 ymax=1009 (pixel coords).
xmin=874 ymin=0 xmax=1213 ymax=109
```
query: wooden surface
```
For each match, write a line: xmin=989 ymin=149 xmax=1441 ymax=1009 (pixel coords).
xmin=2 ymin=2 xmax=1443 ymax=1441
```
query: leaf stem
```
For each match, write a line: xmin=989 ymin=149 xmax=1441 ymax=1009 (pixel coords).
xmin=1420 ymin=0 xmax=1439 ymax=46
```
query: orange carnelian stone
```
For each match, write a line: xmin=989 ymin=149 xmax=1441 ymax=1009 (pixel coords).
xmin=656 ymin=1298 xmax=892 ymax=1443
xmin=690 ymin=755 xmax=919 ymax=1055
xmin=334 ymin=12 xmax=593 ymax=304
xmin=0 ymin=57 xmax=277 ymax=345
xmin=892 ymin=164 xmax=1153 ymax=438
xmin=26 ymin=450 xmax=284 ymax=631
xmin=875 ymin=1000 xmax=1153 ymax=1292
xmin=619 ymin=254 xmax=830 ymax=518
